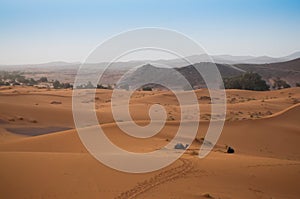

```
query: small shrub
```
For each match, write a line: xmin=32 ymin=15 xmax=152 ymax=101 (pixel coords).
xmin=191 ymin=150 xmax=199 ymax=156
xmin=272 ymin=77 xmax=291 ymax=89
xmin=201 ymin=192 xmax=214 ymax=198
xmin=29 ymin=119 xmax=37 ymax=123
xmin=50 ymin=101 xmax=62 ymax=104
xmin=142 ymin=86 xmax=152 ymax=91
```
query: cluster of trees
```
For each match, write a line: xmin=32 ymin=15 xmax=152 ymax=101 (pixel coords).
xmin=52 ymin=80 xmax=73 ymax=89
xmin=75 ymin=81 xmax=113 ymax=90
xmin=97 ymin=84 xmax=112 ymax=89
xmin=0 ymin=71 xmax=50 ymax=86
xmin=223 ymin=72 xmax=294 ymax=91
xmin=116 ymin=84 xmax=154 ymax=91
xmin=0 ymin=80 xmax=10 ymax=86
xmin=142 ymin=86 xmax=152 ymax=91
xmin=223 ymin=72 xmax=270 ymax=91
xmin=0 ymin=71 xmax=24 ymax=81
xmin=0 ymin=71 xmax=75 ymax=89
xmin=272 ymin=77 xmax=291 ymax=89
xmin=1 ymin=71 xmax=297 ymax=91
xmin=76 ymin=81 xmax=96 ymax=89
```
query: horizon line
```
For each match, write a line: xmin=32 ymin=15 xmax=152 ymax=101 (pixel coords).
xmin=0 ymin=51 xmax=299 ymax=66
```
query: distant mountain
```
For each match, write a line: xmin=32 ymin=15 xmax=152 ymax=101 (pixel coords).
xmin=236 ymin=58 xmax=300 ymax=86
xmin=117 ymin=62 xmax=245 ymax=89
xmin=280 ymin=51 xmax=300 ymax=61
xmin=213 ymin=51 xmax=300 ymax=64
xmin=29 ymin=61 xmax=80 ymax=67
xmin=164 ymin=52 xmax=300 ymax=65
xmin=1 ymin=51 xmax=299 ymax=69
xmin=117 ymin=58 xmax=300 ymax=89
xmin=0 ymin=52 xmax=299 ymax=87
xmin=236 ymin=56 xmax=282 ymax=64
xmin=132 ymin=51 xmax=300 ymax=67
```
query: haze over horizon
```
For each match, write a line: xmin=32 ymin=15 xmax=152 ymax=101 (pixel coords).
xmin=1 ymin=51 xmax=300 ymax=66
xmin=1 ymin=0 xmax=300 ymax=64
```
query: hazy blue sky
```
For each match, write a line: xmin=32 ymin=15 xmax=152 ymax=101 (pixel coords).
xmin=1 ymin=0 xmax=300 ymax=64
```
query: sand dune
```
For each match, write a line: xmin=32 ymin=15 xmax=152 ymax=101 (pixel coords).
xmin=0 ymin=86 xmax=299 ymax=198
xmin=1 ymin=102 xmax=299 ymax=156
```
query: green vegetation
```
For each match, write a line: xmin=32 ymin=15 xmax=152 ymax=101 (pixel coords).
xmin=0 ymin=80 xmax=10 ymax=86
xmin=53 ymin=80 xmax=61 ymax=89
xmin=76 ymin=82 xmax=114 ymax=89
xmin=142 ymin=86 xmax=152 ymax=91
xmin=53 ymin=80 xmax=73 ymax=89
xmin=0 ymin=71 xmax=73 ymax=89
xmin=272 ymin=77 xmax=291 ymax=89
xmin=223 ymin=72 xmax=270 ymax=91
xmin=97 ymin=84 xmax=112 ymax=89
xmin=76 ymin=81 xmax=96 ymax=89
xmin=0 ymin=71 xmax=47 ymax=86
xmin=0 ymin=71 xmax=29 ymax=85
xmin=39 ymin=77 xmax=48 ymax=82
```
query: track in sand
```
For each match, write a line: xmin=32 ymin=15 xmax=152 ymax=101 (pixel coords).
xmin=115 ymin=158 xmax=193 ymax=199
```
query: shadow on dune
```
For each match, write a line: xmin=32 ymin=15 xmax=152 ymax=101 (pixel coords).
xmin=6 ymin=127 xmax=71 ymax=136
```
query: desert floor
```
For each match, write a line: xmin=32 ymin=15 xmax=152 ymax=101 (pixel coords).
xmin=0 ymin=86 xmax=299 ymax=199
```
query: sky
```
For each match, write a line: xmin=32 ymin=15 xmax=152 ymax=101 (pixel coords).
xmin=0 ymin=0 xmax=300 ymax=64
